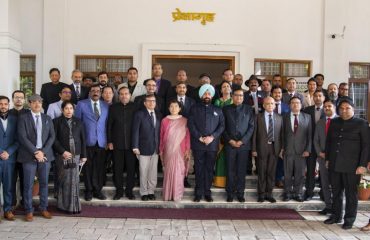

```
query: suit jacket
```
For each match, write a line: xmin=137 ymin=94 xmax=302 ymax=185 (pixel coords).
xmin=155 ymin=78 xmax=173 ymax=103
xmin=134 ymin=94 xmax=165 ymax=115
xmin=168 ymin=96 xmax=195 ymax=118
xmin=17 ymin=112 xmax=55 ymax=163
xmin=40 ymin=82 xmax=69 ymax=112
xmin=326 ymin=117 xmax=369 ymax=173
xmin=188 ymin=103 xmax=225 ymax=151
xmin=282 ymin=92 xmax=304 ymax=105
xmin=252 ymin=112 xmax=283 ymax=157
xmin=223 ymin=104 xmax=255 ymax=150
xmin=243 ymin=91 xmax=264 ymax=113
xmin=169 ymin=84 xmax=196 ymax=99
xmin=46 ymin=100 xmax=62 ymax=119
xmin=131 ymin=109 xmax=162 ymax=155
xmin=0 ymin=114 xmax=19 ymax=162
xmin=70 ymin=83 xmax=89 ymax=104
xmin=303 ymin=105 xmax=325 ymax=153
xmin=53 ymin=116 xmax=87 ymax=158
xmin=107 ymin=102 xmax=136 ymax=150
xmin=314 ymin=118 xmax=327 ymax=157
xmin=74 ymin=98 xmax=109 ymax=148
xmin=117 ymin=82 xmax=146 ymax=102
xmin=283 ymin=112 xmax=312 ymax=155
xmin=276 ymin=101 xmax=290 ymax=115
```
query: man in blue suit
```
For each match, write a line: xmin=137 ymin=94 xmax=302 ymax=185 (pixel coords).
xmin=17 ymin=94 xmax=55 ymax=222
xmin=188 ymin=84 xmax=225 ymax=202
xmin=75 ymin=83 xmax=109 ymax=201
xmin=132 ymin=94 xmax=162 ymax=201
xmin=0 ymin=96 xmax=19 ymax=221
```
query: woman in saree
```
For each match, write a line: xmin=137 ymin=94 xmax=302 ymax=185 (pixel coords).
xmin=213 ymin=81 xmax=233 ymax=187
xmin=160 ymin=99 xmax=191 ymax=201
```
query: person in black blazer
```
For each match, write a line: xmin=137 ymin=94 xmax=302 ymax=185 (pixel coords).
xmin=53 ymin=101 xmax=86 ymax=214
xmin=132 ymin=94 xmax=162 ymax=201
xmin=107 ymin=86 xmax=137 ymax=200
xmin=223 ymin=89 xmax=254 ymax=202
xmin=168 ymin=70 xmax=196 ymax=99
xmin=302 ymin=90 xmax=326 ymax=200
xmin=69 ymin=69 xmax=89 ymax=104
xmin=17 ymin=94 xmax=55 ymax=222
xmin=324 ymin=99 xmax=369 ymax=230
xmin=152 ymin=63 xmax=173 ymax=105
xmin=188 ymin=84 xmax=225 ymax=202
xmin=168 ymin=82 xmax=195 ymax=118
xmin=214 ymin=69 xmax=241 ymax=97
xmin=134 ymin=79 xmax=165 ymax=115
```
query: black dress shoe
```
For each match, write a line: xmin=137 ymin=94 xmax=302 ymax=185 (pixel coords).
xmin=226 ymin=196 xmax=233 ymax=202
xmin=237 ymin=196 xmax=245 ymax=203
xmin=318 ymin=208 xmax=332 ymax=215
xmin=283 ymin=195 xmax=291 ymax=201
xmin=342 ymin=222 xmax=353 ymax=230
xmin=257 ymin=197 xmax=265 ymax=203
xmin=113 ymin=193 xmax=123 ymax=200
xmin=84 ymin=192 xmax=92 ymax=201
xmin=126 ymin=193 xmax=136 ymax=200
xmin=205 ymin=196 xmax=213 ymax=202
xmin=193 ymin=196 xmax=201 ymax=202
xmin=184 ymin=178 xmax=191 ymax=188
xmin=93 ymin=192 xmax=107 ymax=200
xmin=265 ymin=196 xmax=276 ymax=203
xmin=141 ymin=195 xmax=149 ymax=201
xmin=294 ymin=196 xmax=304 ymax=202
xmin=324 ymin=218 xmax=341 ymax=224
xmin=304 ymin=195 xmax=313 ymax=201
xmin=148 ymin=194 xmax=156 ymax=200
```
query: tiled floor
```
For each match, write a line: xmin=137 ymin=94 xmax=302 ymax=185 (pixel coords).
xmin=1 ymin=212 xmax=370 ymax=239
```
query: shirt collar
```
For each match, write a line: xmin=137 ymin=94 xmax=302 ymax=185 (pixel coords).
xmin=264 ymin=111 xmax=274 ymax=117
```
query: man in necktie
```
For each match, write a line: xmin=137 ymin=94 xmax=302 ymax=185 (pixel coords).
xmin=132 ymin=95 xmax=162 ymax=201
xmin=282 ymin=78 xmax=304 ymax=105
xmin=282 ymin=97 xmax=312 ymax=202
xmin=314 ymin=99 xmax=337 ymax=216
xmin=17 ymin=94 xmax=55 ymax=222
xmin=70 ymin=69 xmax=88 ymax=104
xmin=252 ymin=97 xmax=283 ymax=203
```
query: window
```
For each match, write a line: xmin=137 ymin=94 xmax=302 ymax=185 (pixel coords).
xmin=75 ymin=55 xmax=133 ymax=84
xmin=349 ymin=62 xmax=370 ymax=120
xmin=20 ymin=55 xmax=36 ymax=99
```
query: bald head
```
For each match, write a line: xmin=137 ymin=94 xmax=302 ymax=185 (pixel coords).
xmin=263 ymin=96 xmax=276 ymax=113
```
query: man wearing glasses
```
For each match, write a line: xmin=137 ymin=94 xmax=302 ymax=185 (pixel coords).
xmin=46 ymin=86 xmax=73 ymax=119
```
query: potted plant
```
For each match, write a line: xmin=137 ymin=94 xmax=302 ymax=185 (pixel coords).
xmin=358 ymin=177 xmax=370 ymax=200
xmin=32 ymin=176 xmax=39 ymax=196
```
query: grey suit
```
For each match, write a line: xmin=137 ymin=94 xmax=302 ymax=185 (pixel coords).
xmin=282 ymin=92 xmax=304 ymax=105
xmin=253 ymin=112 xmax=283 ymax=198
xmin=314 ymin=117 xmax=333 ymax=209
xmin=283 ymin=112 xmax=312 ymax=197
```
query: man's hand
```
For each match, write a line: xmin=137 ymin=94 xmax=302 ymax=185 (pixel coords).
xmin=203 ymin=136 xmax=214 ymax=145
xmin=236 ymin=141 xmax=243 ymax=147
xmin=302 ymin=151 xmax=310 ymax=157
xmin=367 ymin=162 xmax=370 ymax=171
xmin=319 ymin=152 xmax=325 ymax=159
xmin=279 ymin=149 xmax=284 ymax=159
xmin=34 ymin=150 xmax=45 ymax=162
xmin=133 ymin=149 xmax=140 ymax=156
xmin=0 ymin=151 xmax=9 ymax=160
xmin=325 ymin=160 xmax=329 ymax=169
xmin=80 ymin=158 xmax=87 ymax=164
xmin=62 ymin=151 xmax=72 ymax=160
xmin=356 ymin=166 xmax=367 ymax=175
xmin=252 ymin=151 xmax=257 ymax=157
xmin=107 ymin=143 xmax=114 ymax=150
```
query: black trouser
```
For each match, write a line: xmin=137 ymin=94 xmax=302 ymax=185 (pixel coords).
xmin=257 ymin=144 xmax=277 ymax=198
xmin=225 ymin=145 xmax=248 ymax=197
xmin=246 ymin=151 xmax=254 ymax=174
xmin=305 ymin=152 xmax=317 ymax=197
xmin=11 ymin=162 xmax=24 ymax=206
xmin=112 ymin=149 xmax=136 ymax=195
xmin=193 ymin=150 xmax=217 ymax=197
xmin=330 ymin=171 xmax=360 ymax=224
xmin=84 ymin=145 xmax=106 ymax=194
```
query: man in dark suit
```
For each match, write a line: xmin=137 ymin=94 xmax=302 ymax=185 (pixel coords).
xmin=75 ymin=83 xmax=109 ymax=201
xmin=243 ymin=75 xmax=264 ymax=115
xmin=324 ymin=99 xmax=369 ymax=229
xmin=215 ymin=69 xmax=241 ymax=97
xmin=70 ymin=69 xmax=88 ymax=104
xmin=252 ymin=96 xmax=283 ymax=203
xmin=282 ymin=78 xmax=304 ymax=105
xmin=132 ymin=94 xmax=162 ymax=201
xmin=40 ymin=68 xmax=69 ymax=112
xmin=169 ymin=82 xmax=195 ymax=118
xmin=223 ymin=89 xmax=254 ymax=202
xmin=272 ymin=74 xmax=287 ymax=93
xmin=107 ymin=86 xmax=137 ymax=200
xmin=271 ymin=86 xmax=290 ymax=188
xmin=134 ymin=79 xmax=165 ymax=115
xmin=302 ymin=90 xmax=325 ymax=200
xmin=0 ymin=96 xmax=19 ymax=221
xmin=9 ymin=90 xmax=29 ymax=208
xmin=314 ymin=99 xmax=337 ymax=215
xmin=188 ymin=84 xmax=225 ymax=202
xmin=152 ymin=63 xmax=173 ymax=105
xmin=314 ymin=73 xmax=329 ymax=99
xmin=282 ymin=96 xmax=312 ymax=202
xmin=17 ymin=94 xmax=55 ymax=222
xmin=169 ymin=70 xmax=195 ymax=99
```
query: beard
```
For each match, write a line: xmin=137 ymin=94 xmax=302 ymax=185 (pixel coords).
xmin=202 ymin=97 xmax=212 ymax=104
xmin=329 ymin=93 xmax=338 ymax=101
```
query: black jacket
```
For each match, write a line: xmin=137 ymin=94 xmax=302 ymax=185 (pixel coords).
xmin=107 ymin=102 xmax=136 ymax=150
xmin=53 ymin=116 xmax=86 ymax=158
xmin=70 ymin=83 xmax=89 ymax=104
xmin=40 ymin=82 xmax=69 ymax=112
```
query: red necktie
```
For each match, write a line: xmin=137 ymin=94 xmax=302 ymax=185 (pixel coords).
xmin=325 ymin=118 xmax=331 ymax=135
xmin=294 ymin=114 xmax=298 ymax=133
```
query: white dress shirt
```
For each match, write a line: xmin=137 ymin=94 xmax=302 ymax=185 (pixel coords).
xmin=290 ymin=112 xmax=300 ymax=132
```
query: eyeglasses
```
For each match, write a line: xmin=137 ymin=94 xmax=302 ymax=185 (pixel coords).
xmin=14 ymin=97 xmax=24 ymax=99
xmin=233 ymin=94 xmax=244 ymax=97
xmin=62 ymin=91 xmax=72 ymax=94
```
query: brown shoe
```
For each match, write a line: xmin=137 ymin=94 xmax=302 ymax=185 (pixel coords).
xmin=25 ymin=213 xmax=33 ymax=222
xmin=276 ymin=181 xmax=284 ymax=188
xmin=4 ymin=211 xmax=15 ymax=221
xmin=40 ymin=210 xmax=52 ymax=219
xmin=361 ymin=223 xmax=370 ymax=231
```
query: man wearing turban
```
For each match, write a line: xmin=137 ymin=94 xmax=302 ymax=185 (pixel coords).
xmin=188 ymin=84 xmax=225 ymax=202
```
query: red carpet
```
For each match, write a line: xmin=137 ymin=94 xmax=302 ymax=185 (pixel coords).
xmin=15 ymin=205 xmax=303 ymax=220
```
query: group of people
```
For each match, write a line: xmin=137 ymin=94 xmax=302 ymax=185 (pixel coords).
xmin=0 ymin=64 xmax=369 ymax=231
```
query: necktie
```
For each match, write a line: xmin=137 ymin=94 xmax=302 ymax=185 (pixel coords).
xmin=76 ymin=85 xmax=80 ymax=99
xmin=290 ymin=93 xmax=293 ymax=98
xmin=274 ymin=103 xmax=279 ymax=114
xmin=252 ymin=93 xmax=258 ymax=114
xmin=293 ymin=114 xmax=298 ymax=133
xmin=150 ymin=111 xmax=155 ymax=127
xmin=325 ymin=118 xmax=331 ymax=135
xmin=94 ymin=102 xmax=100 ymax=119
xmin=35 ymin=115 xmax=42 ymax=149
xmin=267 ymin=114 xmax=274 ymax=142
xmin=179 ymin=97 xmax=184 ymax=107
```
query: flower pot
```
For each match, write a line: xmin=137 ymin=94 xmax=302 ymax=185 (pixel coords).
xmin=358 ymin=187 xmax=370 ymax=200
xmin=32 ymin=182 xmax=39 ymax=196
